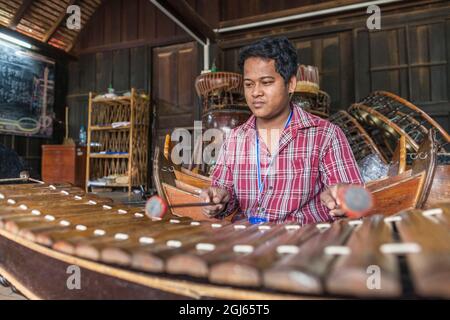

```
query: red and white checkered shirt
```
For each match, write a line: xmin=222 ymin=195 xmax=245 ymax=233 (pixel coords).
xmin=211 ymin=103 xmax=363 ymax=225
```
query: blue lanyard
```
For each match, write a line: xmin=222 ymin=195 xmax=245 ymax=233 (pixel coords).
xmin=255 ymin=108 xmax=293 ymax=194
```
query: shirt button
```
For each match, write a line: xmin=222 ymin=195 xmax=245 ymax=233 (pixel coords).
xmin=268 ymin=186 xmax=273 ymax=190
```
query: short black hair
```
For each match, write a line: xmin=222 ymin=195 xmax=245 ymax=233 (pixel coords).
xmin=238 ymin=37 xmax=298 ymax=84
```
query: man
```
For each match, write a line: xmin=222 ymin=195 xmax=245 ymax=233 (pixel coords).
xmin=200 ymin=37 xmax=363 ymax=224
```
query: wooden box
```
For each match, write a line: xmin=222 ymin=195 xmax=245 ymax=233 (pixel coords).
xmin=41 ymin=145 xmax=86 ymax=188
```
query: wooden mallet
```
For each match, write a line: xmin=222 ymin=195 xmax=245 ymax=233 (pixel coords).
xmin=145 ymin=195 xmax=226 ymax=219
xmin=336 ymin=185 xmax=374 ymax=219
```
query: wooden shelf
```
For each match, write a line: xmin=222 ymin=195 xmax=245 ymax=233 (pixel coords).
xmin=91 ymin=96 xmax=131 ymax=105
xmin=86 ymin=88 xmax=150 ymax=195
xmin=89 ymin=153 xmax=129 ymax=159
xmin=90 ymin=125 xmax=130 ymax=131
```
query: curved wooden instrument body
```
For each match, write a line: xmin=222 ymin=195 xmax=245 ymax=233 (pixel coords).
xmin=329 ymin=110 xmax=387 ymax=163
xmin=348 ymin=91 xmax=450 ymax=161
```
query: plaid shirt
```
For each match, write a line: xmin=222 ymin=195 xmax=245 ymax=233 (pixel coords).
xmin=211 ymin=103 xmax=363 ymax=225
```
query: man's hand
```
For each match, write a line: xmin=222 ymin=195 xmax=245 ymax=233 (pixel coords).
xmin=199 ymin=187 xmax=230 ymax=217
xmin=320 ymin=183 xmax=349 ymax=217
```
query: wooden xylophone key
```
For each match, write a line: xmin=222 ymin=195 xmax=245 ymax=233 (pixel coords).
xmin=0 ymin=186 xmax=85 ymax=199
xmin=262 ymin=220 xmax=354 ymax=294
xmin=100 ymin=220 xmax=216 ymax=268
xmin=165 ymin=223 xmax=286 ymax=279
xmin=0 ymin=204 xmax=142 ymax=240
xmin=73 ymin=218 xmax=204 ymax=267
xmin=394 ymin=208 xmax=450 ymax=298
xmin=164 ymin=222 xmax=255 ymax=277
xmin=8 ymin=206 xmax=149 ymax=244
xmin=0 ymin=196 xmax=111 ymax=229
xmin=208 ymin=223 xmax=320 ymax=287
xmin=0 ymin=183 xmax=72 ymax=192
xmin=326 ymin=215 xmax=402 ymax=297
xmin=51 ymin=218 xmax=190 ymax=256
xmin=127 ymin=221 xmax=240 ymax=273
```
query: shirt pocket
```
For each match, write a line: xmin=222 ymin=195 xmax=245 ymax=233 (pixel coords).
xmin=288 ymin=157 xmax=319 ymax=200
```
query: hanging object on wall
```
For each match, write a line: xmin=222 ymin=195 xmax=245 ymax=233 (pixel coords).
xmin=0 ymin=40 xmax=55 ymax=137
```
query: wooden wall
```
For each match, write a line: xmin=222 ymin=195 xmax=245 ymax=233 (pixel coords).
xmin=220 ymin=0 xmax=334 ymax=22
xmin=217 ymin=0 xmax=450 ymax=131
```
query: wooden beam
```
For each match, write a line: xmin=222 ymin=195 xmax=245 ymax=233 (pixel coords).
xmin=43 ymin=0 xmax=77 ymax=43
xmin=218 ymin=0 xmax=441 ymax=30
xmin=157 ymin=0 xmax=216 ymax=42
xmin=9 ymin=0 xmax=33 ymax=29
xmin=0 ymin=25 xmax=77 ymax=61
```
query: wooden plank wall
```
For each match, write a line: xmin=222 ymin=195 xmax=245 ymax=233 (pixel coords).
xmin=218 ymin=1 xmax=450 ymax=131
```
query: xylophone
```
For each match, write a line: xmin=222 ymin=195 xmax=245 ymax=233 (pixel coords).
xmin=0 ymin=180 xmax=449 ymax=299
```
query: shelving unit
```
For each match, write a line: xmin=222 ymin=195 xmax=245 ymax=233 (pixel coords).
xmin=85 ymin=88 xmax=150 ymax=195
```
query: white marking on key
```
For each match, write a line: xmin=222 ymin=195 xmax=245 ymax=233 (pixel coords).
xmin=190 ymin=221 xmax=201 ymax=226
xmin=134 ymin=213 xmax=144 ymax=218
xmin=49 ymin=185 xmax=56 ymax=190
xmin=74 ymin=195 xmax=82 ymax=200
xmin=285 ymin=225 xmax=300 ymax=230
xmin=422 ymin=208 xmax=443 ymax=217
xmin=196 ymin=243 xmax=215 ymax=251
xmin=114 ymin=233 xmax=129 ymax=240
xmin=325 ymin=246 xmax=351 ymax=255
xmin=61 ymin=190 xmax=69 ymax=195
xmin=233 ymin=245 xmax=254 ymax=254
xmin=211 ymin=223 xmax=222 ymax=228
xmin=7 ymin=199 xmax=16 ymax=205
xmin=31 ymin=209 xmax=41 ymax=216
xmin=76 ymin=225 xmax=87 ymax=231
xmin=139 ymin=237 xmax=154 ymax=245
xmin=384 ymin=216 xmax=402 ymax=223
xmin=316 ymin=223 xmax=331 ymax=230
xmin=380 ymin=243 xmax=421 ymax=254
xmin=166 ymin=240 xmax=182 ymax=248
xmin=19 ymin=204 xmax=28 ymax=210
xmin=258 ymin=225 xmax=271 ymax=230
xmin=348 ymin=220 xmax=363 ymax=226
xmin=117 ymin=209 xmax=127 ymax=214
xmin=170 ymin=219 xmax=180 ymax=224
xmin=59 ymin=220 xmax=71 ymax=227
xmin=277 ymin=245 xmax=300 ymax=255
xmin=103 ymin=205 xmax=112 ymax=210
xmin=93 ymin=229 xmax=106 ymax=236
xmin=44 ymin=215 xmax=55 ymax=222
xmin=88 ymin=200 xmax=97 ymax=205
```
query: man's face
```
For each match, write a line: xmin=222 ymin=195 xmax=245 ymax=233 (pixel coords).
xmin=243 ymin=57 xmax=296 ymax=120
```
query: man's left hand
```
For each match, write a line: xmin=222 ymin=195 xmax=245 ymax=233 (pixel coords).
xmin=320 ymin=183 xmax=349 ymax=217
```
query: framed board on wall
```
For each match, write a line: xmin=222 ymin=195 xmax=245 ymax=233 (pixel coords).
xmin=0 ymin=39 xmax=55 ymax=138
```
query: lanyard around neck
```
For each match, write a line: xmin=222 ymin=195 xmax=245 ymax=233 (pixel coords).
xmin=255 ymin=108 xmax=293 ymax=194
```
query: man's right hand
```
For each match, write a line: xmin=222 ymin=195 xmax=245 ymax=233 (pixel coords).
xmin=199 ymin=187 xmax=230 ymax=217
